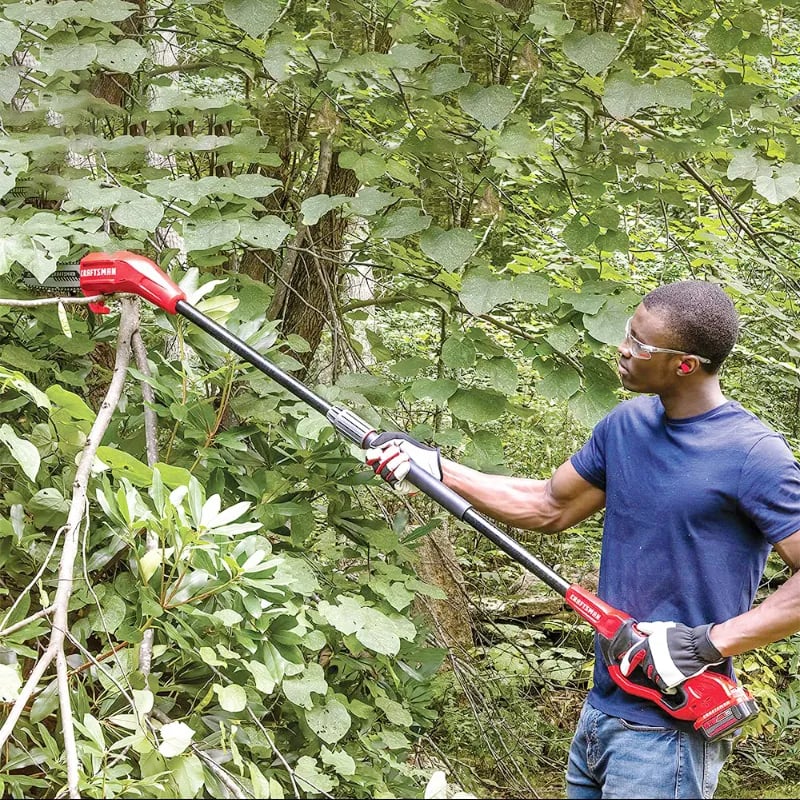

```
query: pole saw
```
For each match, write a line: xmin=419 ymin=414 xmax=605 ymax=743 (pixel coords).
xmin=27 ymin=250 xmax=758 ymax=741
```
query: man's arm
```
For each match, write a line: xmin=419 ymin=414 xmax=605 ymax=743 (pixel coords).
xmin=709 ymin=528 xmax=800 ymax=656
xmin=442 ymin=457 xmax=606 ymax=533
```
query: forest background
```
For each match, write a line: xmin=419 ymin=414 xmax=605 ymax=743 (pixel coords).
xmin=0 ymin=0 xmax=799 ymax=797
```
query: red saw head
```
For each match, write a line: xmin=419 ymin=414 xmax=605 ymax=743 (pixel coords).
xmin=79 ymin=251 xmax=185 ymax=315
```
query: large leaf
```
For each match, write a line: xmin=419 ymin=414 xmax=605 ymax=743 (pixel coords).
xmin=448 ymin=388 xmax=506 ymax=423
xmin=374 ymin=207 xmax=431 ymax=239
xmin=460 ymin=268 xmax=514 ymax=315
xmin=0 ymin=424 xmax=40 ymax=481
xmin=95 ymin=40 xmax=147 ymax=73
xmin=223 ymin=0 xmax=281 ymax=37
xmin=0 ymin=19 xmax=21 ymax=56
xmin=603 ymin=77 xmax=656 ymax=119
xmin=420 ymin=227 xmax=475 ymax=272
xmin=583 ymin=298 xmax=630 ymax=345
xmin=239 ymin=216 xmax=292 ymax=250
xmin=111 ymin=197 xmax=164 ymax=232
xmin=305 ymin=697 xmax=351 ymax=744
xmin=563 ymin=32 xmax=619 ymax=75
xmin=183 ymin=212 xmax=240 ymax=252
xmin=458 ymin=85 xmax=516 ymax=129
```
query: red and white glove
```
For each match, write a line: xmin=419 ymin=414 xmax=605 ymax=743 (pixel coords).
xmin=365 ymin=432 xmax=442 ymax=494
xmin=620 ymin=621 xmax=724 ymax=692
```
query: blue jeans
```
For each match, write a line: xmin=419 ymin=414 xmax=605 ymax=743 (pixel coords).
xmin=566 ymin=702 xmax=734 ymax=799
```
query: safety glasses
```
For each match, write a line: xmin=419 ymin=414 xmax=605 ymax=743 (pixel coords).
xmin=624 ymin=318 xmax=711 ymax=363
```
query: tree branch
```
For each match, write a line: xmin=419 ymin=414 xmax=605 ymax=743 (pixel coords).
xmin=0 ymin=298 xmax=138 ymax=799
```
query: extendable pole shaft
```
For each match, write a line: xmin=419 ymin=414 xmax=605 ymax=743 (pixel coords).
xmin=175 ymin=299 xmax=570 ymax=597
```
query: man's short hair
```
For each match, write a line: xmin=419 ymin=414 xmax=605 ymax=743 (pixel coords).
xmin=642 ymin=281 xmax=739 ymax=372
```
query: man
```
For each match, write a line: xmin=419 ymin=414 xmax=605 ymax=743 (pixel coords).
xmin=365 ymin=281 xmax=800 ymax=799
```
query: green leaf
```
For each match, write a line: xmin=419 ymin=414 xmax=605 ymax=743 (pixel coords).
xmin=602 ymin=77 xmax=655 ymax=119
xmin=111 ymin=197 xmax=164 ymax=232
xmin=420 ymin=226 xmax=475 ymax=271
xmin=238 ymin=216 xmax=292 ymax=250
xmin=374 ymin=207 xmax=431 ymax=239
xmin=170 ymin=753 xmax=204 ymax=799
xmin=355 ymin=608 xmax=401 ymax=655
xmin=223 ymin=0 xmax=281 ymax=37
xmin=448 ymin=388 xmax=506 ymax=423
xmin=320 ymin=746 xmax=356 ymax=777
xmin=460 ymin=268 xmax=514 ymax=315
xmin=654 ymin=77 xmax=692 ymax=110
xmin=247 ymin=659 xmax=279 ymax=695
xmin=538 ymin=364 xmax=581 ymax=401
xmin=441 ymin=335 xmax=476 ymax=368
xmin=300 ymin=194 xmax=349 ymax=225
xmin=213 ymin=683 xmax=247 ymax=713
xmin=429 ymin=64 xmax=471 ymax=96
xmin=0 ymin=424 xmax=40 ymax=481
xmin=409 ymin=377 xmax=458 ymax=405
xmin=39 ymin=41 xmax=97 ymax=73
xmin=754 ymin=171 xmax=800 ymax=204
xmin=375 ymin=695 xmax=413 ymax=727
xmin=568 ymin=385 xmax=617 ymax=428
xmin=459 ymin=85 xmax=516 ymax=129
xmin=511 ymin=273 xmax=549 ymax=306
xmin=706 ymin=21 xmax=743 ymax=56
xmin=283 ymin=662 xmax=328 ymax=709
xmin=562 ymin=217 xmax=600 ymax=252
xmin=95 ymin=447 xmax=152 ymax=486
xmin=0 ymin=20 xmax=21 ymax=56
xmin=184 ymin=212 xmax=240 ymax=252
xmin=387 ymin=43 xmax=436 ymax=69
xmin=95 ymin=40 xmax=148 ymax=73
xmin=464 ymin=430 xmax=505 ymax=471
xmin=546 ymin=324 xmax=580 ymax=354
xmin=726 ymin=148 xmax=765 ymax=182
xmin=294 ymin=756 xmax=336 ymax=795
xmin=305 ymin=697 xmax=351 ymax=744
xmin=0 ymin=67 xmax=20 ymax=103
xmin=337 ymin=150 xmax=386 ymax=183
xmin=476 ymin=357 xmax=518 ymax=394
xmin=529 ymin=3 xmax=574 ymax=36
xmin=563 ymin=31 xmax=619 ymax=76
xmin=347 ymin=187 xmax=396 ymax=216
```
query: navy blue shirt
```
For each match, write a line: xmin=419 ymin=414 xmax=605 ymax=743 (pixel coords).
xmin=571 ymin=395 xmax=800 ymax=728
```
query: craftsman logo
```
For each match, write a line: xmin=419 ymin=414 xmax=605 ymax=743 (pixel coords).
xmin=567 ymin=591 xmax=601 ymax=621
xmin=83 ymin=267 xmax=116 ymax=277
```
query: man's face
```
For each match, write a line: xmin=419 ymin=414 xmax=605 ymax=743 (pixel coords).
xmin=617 ymin=305 xmax=683 ymax=393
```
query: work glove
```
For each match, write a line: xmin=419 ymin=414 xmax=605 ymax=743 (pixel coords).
xmin=619 ymin=621 xmax=724 ymax=692
xmin=364 ymin=431 xmax=442 ymax=494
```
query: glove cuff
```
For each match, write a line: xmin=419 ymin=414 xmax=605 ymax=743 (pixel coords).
xmin=694 ymin=623 xmax=724 ymax=664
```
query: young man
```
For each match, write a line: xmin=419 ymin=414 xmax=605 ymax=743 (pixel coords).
xmin=365 ymin=281 xmax=800 ymax=799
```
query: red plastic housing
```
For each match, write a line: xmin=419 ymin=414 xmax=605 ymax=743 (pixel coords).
xmin=79 ymin=251 xmax=185 ymax=315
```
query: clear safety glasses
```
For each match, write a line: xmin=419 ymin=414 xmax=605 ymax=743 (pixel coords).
xmin=624 ymin=318 xmax=711 ymax=363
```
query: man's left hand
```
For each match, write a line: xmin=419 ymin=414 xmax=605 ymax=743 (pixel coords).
xmin=619 ymin=621 xmax=724 ymax=691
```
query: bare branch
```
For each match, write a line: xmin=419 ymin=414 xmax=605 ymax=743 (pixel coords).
xmin=0 ymin=294 xmax=105 ymax=308
xmin=0 ymin=298 xmax=138 ymax=798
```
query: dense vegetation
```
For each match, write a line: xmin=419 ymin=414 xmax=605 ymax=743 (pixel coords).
xmin=0 ymin=0 xmax=799 ymax=797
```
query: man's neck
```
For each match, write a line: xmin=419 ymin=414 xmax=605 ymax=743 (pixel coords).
xmin=659 ymin=382 xmax=727 ymax=420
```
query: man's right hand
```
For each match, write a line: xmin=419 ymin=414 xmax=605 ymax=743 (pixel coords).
xmin=365 ymin=432 xmax=442 ymax=493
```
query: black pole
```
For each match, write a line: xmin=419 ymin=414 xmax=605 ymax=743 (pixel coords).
xmin=176 ymin=299 xmax=571 ymax=598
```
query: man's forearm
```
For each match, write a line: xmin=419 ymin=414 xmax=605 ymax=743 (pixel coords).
xmin=710 ymin=571 xmax=800 ymax=657
xmin=441 ymin=459 xmax=564 ymax=531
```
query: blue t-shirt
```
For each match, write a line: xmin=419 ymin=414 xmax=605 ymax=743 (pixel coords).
xmin=571 ymin=395 xmax=800 ymax=728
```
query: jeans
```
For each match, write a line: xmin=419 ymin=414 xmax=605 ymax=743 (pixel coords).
xmin=566 ymin=702 xmax=734 ymax=799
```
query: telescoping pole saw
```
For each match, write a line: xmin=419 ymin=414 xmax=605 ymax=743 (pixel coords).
xmin=75 ymin=250 xmax=757 ymax=741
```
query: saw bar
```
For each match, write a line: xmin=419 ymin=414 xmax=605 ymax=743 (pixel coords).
xmin=22 ymin=268 xmax=81 ymax=294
